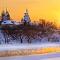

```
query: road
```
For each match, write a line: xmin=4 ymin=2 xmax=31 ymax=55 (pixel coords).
xmin=0 ymin=53 xmax=60 ymax=60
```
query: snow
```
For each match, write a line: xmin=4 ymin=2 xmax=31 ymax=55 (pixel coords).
xmin=0 ymin=53 xmax=60 ymax=60
xmin=2 ymin=20 xmax=13 ymax=25
xmin=0 ymin=30 xmax=5 ymax=44
xmin=13 ymin=21 xmax=19 ymax=25
xmin=0 ymin=43 xmax=60 ymax=51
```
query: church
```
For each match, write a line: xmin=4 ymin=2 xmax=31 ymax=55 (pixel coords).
xmin=1 ymin=9 xmax=14 ymax=25
xmin=0 ymin=9 xmax=31 ymax=25
xmin=21 ymin=9 xmax=31 ymax=24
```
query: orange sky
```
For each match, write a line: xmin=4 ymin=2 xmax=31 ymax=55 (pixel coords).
xmin=0 ymin=0 xmax=60 ymax=25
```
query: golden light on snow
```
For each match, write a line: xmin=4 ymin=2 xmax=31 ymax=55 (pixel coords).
xmin=0 ymin=47 xmax=60 ymax=57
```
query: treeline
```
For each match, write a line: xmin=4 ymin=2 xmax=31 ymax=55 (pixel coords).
xmin=1 ymin=19 xmax=57 ymax=43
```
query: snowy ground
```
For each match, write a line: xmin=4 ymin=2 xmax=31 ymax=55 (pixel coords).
xmin=0 ymin=43 xmax=60 ymax=51
xmin=0 ymin=53 xmax=60 ymax=60
xmin=0 ymin=43 xmax=60 ymax=58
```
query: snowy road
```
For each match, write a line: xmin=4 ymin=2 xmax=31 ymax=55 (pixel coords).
xmin=0 ymin=53 xmax=60 ymax=60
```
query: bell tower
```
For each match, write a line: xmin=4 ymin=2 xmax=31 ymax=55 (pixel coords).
xmin=22 ymin=9 xmax=31 ymax=24
xmin=1 ymin=9 xmax=10 ymax=21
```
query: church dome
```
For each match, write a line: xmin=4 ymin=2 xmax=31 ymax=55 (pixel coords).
xmin=1 ymin=9 xmax=10 ymax=21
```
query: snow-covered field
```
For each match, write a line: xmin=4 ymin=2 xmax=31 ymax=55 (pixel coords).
xmin=0 ymin=53 xmax=60 ymax=60
xmin=0 ymin=43 xmax=60 ymax=57
xmin=0 ymin=43 xmax=60 ymax=51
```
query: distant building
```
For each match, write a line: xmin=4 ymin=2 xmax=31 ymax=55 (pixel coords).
xmin=1 ymin=9 xmax=31 ymax=25
xmin=21 ymin=9 xmax=31 ymax=24
xmin=1 ymin=9 xmax=16 ymax=25
xmin=1 ymin=9 xmax=10 ymax=21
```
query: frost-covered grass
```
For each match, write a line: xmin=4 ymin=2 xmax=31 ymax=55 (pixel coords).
xmin=0 ymin=43 xmax=60 ymax=57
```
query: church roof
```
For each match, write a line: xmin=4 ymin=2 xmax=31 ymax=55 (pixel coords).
xmin=1 ymin=20 xmax=13 ymax=25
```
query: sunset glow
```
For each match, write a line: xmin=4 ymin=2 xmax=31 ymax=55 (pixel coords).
xmin=0 ymin=0 xmax=60 ymax=26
